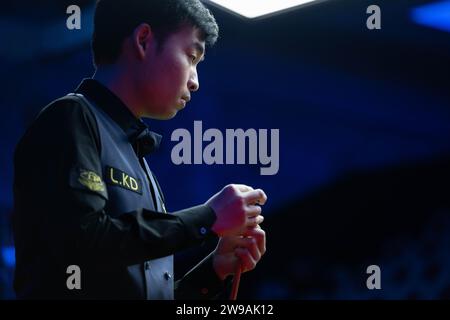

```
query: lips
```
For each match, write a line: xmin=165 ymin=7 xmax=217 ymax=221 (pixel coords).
xmin=179 ymin=96 xmax=190 ymax=109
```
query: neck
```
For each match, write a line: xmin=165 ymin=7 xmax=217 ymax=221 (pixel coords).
xmin=93 ymin=66 xmax=142 ymax=118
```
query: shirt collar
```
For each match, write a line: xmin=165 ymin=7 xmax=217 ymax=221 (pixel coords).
xmin=74 ymin=78 xmax=162 ymax=157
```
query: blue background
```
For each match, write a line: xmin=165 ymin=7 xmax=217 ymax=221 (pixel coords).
xmin=1 ymin=0 xmax=450 ymax=299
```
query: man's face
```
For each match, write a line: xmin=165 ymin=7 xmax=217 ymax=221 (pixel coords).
xmin=136 ymin=24 xmax=206 ymax=120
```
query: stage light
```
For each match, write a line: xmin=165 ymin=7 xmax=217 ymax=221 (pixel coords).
xmin=204 ymin=0 xmax=321 ymax=19
xmin=411 ymin=0 xmax=450 ymax=33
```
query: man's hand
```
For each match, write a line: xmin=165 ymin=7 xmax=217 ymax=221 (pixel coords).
xmin=212 ymin=226 xmax=266 ymax=281
xmin=206 ymin=184 xmax=267 ymax=237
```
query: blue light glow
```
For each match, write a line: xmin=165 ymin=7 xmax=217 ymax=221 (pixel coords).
xmin=411 ymin=0 xmax=450 ymax=33
xmin=2 ymin=246 xmax=16 ymax=268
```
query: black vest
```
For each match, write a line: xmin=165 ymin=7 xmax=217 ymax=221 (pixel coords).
xmin=69 ymin=93 xmax=174 ymax=300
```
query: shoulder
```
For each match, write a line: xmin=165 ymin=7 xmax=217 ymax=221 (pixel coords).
xmin=36 ymin=95 xmax=96 ymax=131
xmin=16 ymin=94 xmax=100 ymax=156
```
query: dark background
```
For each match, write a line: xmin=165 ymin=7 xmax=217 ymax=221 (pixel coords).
xmin=1 ymin=0 xmax=450 ymax=299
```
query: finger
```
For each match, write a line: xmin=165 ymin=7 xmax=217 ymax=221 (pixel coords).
xmin=234 ymin=184 xmax=254 ymax=193
xmin=220 ymin=235 xmax=245 ymax=250
xmin=235 ymin=248 xmax=257 ymax=272
xmin=245 ymin=204 xmax=262 ymax=218
xmin=233 ymin=237 xmax=261 ymax=261
xmin=246 ymin=215 xmax=264 ymax=228
xmin=244 ymin=228 xmax=266 ymax=256
xmin=232 ymin=236 xmax=252 ymax=248
xmin=244 ymin=189 xmax=267 ymax=205
xmin=219 ymin=234 xmax=258 ymax=251
xmin=243 ymin=237 xmax=261 ymax=262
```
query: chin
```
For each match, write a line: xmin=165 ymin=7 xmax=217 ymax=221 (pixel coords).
xmin=152 ymin=111 xmax=178 ymax=120
xmin=163 ymin=112 xmax=178 ymax=120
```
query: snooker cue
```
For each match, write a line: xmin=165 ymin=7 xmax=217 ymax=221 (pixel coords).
xmin=230 ymin=198 xmax=262 ymax=300
xmin=230 ymin=262 xmax=242 ymax=300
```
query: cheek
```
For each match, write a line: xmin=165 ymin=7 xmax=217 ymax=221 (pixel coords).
xmin=139 ymin=54 xmax=190 ymax=113
xmin=166 ymin=55 xmax=190 ymax=86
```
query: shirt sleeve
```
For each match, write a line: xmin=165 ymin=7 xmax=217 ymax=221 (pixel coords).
xmin=175 ymin=252 xmax=232 ymax=300
xmin=13 ymin=97 xmax=218 ymax=268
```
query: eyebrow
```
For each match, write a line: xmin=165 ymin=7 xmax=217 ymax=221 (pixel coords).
xmin=192 ymin=41 xmax=206 ymax=61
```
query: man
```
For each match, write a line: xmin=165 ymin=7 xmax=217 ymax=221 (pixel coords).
xmin=13 ymin=0 xmax=267 ymax=299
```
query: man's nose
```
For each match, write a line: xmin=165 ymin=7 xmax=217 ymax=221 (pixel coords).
xmin=188 ymin=70 xmax=199 ymax=92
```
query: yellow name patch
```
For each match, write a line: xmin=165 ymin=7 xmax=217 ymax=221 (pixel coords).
xmin=105 ymin=166 xmax=142 ymax=194
xmin=78 ymin=169 xmax=105 ymax=192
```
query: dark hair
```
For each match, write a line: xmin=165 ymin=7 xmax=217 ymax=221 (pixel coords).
xmin=92 ymin=0 xmax=219 ymax=67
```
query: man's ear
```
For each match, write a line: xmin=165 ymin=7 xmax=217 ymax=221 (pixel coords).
xmin=133 ymin=23 xmax=153 ymax=60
